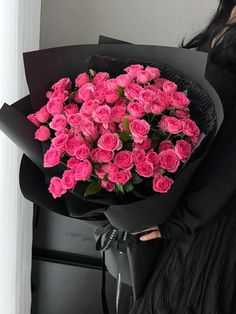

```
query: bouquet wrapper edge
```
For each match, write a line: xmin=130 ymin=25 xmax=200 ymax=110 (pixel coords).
xmin=0 ymin=96 xmax=43 ymax=170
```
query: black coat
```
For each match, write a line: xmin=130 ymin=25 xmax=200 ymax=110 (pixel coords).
xmin=130 ymin=42 xmax=236 ymax=314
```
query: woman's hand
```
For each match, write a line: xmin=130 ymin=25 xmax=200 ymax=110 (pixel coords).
xmin=131 ymin=226 xmax=161 ymax=241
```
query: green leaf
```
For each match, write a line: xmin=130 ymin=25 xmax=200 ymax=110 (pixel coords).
xmin=122 ymin=117 xmax=130 ymax=132
xmin=160 ymin=168 xmax=166 ymax=175
xmin=124 ymin=181 xmax=134 ymax=192
xmin=69 ymin=91 xmax=76 ymax=102
xmin=103 ymin=173 xmax=108 ymax=181
xmin=132 ymin=173 xmax=143 ymax=184
xmin=119 ymin=131 xmax=131 ymax=142
xmin=117 ymin=86 xmax=124 ymax=97
xmin=115 ymin=183 xmax=124 ymax=194
xmin=84 ymin=181 xmax=101 ymax=197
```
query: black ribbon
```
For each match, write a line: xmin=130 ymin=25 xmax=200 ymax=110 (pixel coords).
xmin=95 ymin=224 xmax=129 ymax=314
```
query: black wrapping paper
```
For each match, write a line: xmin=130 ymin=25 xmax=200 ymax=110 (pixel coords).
xmin=0 ymin=43 xmax=223 ymax=230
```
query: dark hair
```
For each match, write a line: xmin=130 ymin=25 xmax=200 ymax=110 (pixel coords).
xmin=182 ymin=0 xmax=236 ymax=70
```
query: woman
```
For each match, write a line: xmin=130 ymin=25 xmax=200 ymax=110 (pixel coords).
xmin=130 ymin=1 xmax=236 ymax=313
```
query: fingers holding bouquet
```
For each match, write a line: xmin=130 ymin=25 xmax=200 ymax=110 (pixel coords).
xmin=131 ymin=226 xmax=161 ymax=241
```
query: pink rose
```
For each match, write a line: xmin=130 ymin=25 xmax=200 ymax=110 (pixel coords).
xmin=35 ymin=106 xmax=50 ymax=123
xmin=116 ymin=74 xmax=133 ymax=88
xmin=46 ymin=98 xmax=64 ymax=116
xmin=108 ymin=170 xmax=131 ymax=184
xmin=145 ymin=150 xmax=160 ymax=167
xmin=93 ymin=105 xmax=111 ymax=127
xmin=159 ymin=149 xmax=180 ymax=173
xmin=133 ymin=149 xmax=146 ymax=165
xmin=145 ymin=66 xmax=160 ymax=80
xmin=159 ymin=116 xmax=182 ymax=134
xmin=52 ymin=134 xmax=68 ymax=152
xmin=75 ymin=144 xmax=91 ymax=160
xmin=170 ymin=92 xmax=190 ymax=109
xmin=136 ymin=161 xmax=154 ymax=177
xmin=95 ymin=81 xmax=107 ymax=91
xmin=54 ymin=129 xmax=69 ymax=138
xmin=52 ymin=78 xmax=71 ymax=91
xmin=64 ymin=103 xmax=79 ymax=115
xmin=75 ymin=160 xmax=92 ymax=181
xmin=93 ymin=89 xmax=105 ymax=104
xmin=67 ymin=157 xmax=81 ymax=171
xmin=80 ymin=99 xmax=99 ymax=117
xmin=97 ymin=133 xmax=122 ymax=152
xmin=27 ymin=114 xmax=40 ymax=127
xmin=155 ymin=90 xmax=171 ymax=107
xmin=133 ymin=137 xmax=152 ymax=151
xmin=104 ymin=163 xmax=119 ymax=173
xmin=90 ymin=148 xmax=100 ymax=163
xmin=105 ymin=89 xmax=120 ymax=104
xmin=182 ymin=118 xmax=200 ymax=137
xmin=92 ymin=72 xmax=110 ymax=85
xmin=153 ymin=175 xmax=174 ymax=193
xmin=150 ymin=100 xmax=166 ymax=115
xmin=127 ymin=102 xmax=145 ymax=118
xmin=97 ymin=148 xmax=114 ymax=163
xmin=175 ymin=108 xmax=190 ymax=119
xmin=154 ymin=78 xmax=168 ymax=89
xmin=114 ymin=151 xmax=133 ymax=169
xmin=136 ymin=70 xmax=152 ymax=84
xmin=95 ymin=164 xmax=107 ymax=179
xmin=99 ymin=122 xmax=117 ymax=135
xmin=124 ymin=64 xmax=144 ymax=78
xmin=106 ymin=78 xmax=119 ymax=90
xmin=66 ymin=137 xmax=84 ymax=155
xmin=115 ymin=98 xmax=127 ymax=107
xmin=162 ymin=81 xmax=177 ymax=95
xmin=77 ymin=83 xmax=95 ymax=102
xmin=158 ymin=140 xmax=173 ymax=152
xmin=80 ymin=119 xmax=98 ymax=140
xmin=139 ymin=89 xmax=155 ymax=105
xmin=43 ymin=147 xmax=61 ymax=168
xmin=75 ymin=73 xmax=90 ymax=87
xmin=61 ymin=170 xmax=76 ymax=189
xmin=49 ymin=89 xmax=69 ymax=100
xmin=101 ymin=180 xmax=115 ymax=192
xmin=174 ymin=139 xmax=192 ymax=161
xmin=110 ymin=106 xmax=127 ymax=123
xmin=67 ymin=113 xmax=82 ymax=128
xmin=48 ymin=177 xmax=67 ymax=198
xmin=124 ymin=83 xmax=142 ymax=101
xmin=35 ymin=126 xmax=50 ymax=141
xmin=73 ymin=91 xmax=82 ymax=104
xmin=50 ymin=114 xmax=67 ymax=131
xmin=129 ymin=119 xmax=150 ymax=143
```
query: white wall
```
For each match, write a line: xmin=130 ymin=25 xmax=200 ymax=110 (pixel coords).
xmin=40 ymin=0 xmax=218 ymax=48
xmin=0 ymin=1 xmax=41 ymax=314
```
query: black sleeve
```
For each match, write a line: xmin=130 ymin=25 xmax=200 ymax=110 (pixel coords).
xmin=158 ymin=115 xmax=236 ymax=238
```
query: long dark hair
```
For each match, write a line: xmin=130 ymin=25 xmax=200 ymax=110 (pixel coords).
xmin=182 ymin=0 xmax=236 ymax=69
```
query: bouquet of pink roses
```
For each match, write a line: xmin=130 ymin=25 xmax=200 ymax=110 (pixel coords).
xmin=29 ymin=63 xmax=201 ymax=200
xmin=0 ymin=42 xmax=223 ymax=233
